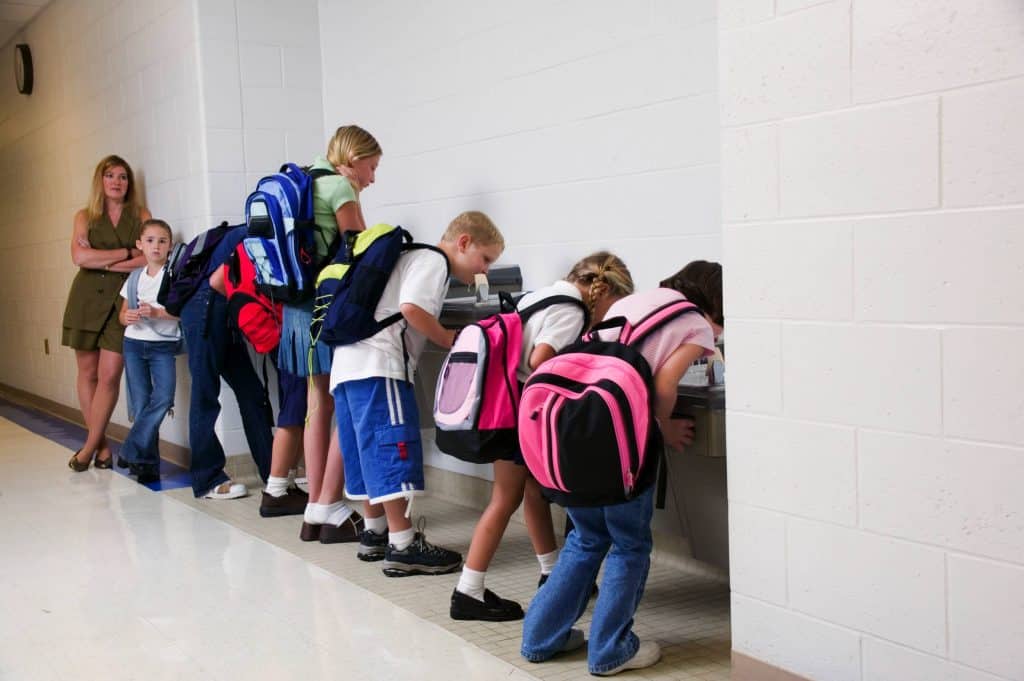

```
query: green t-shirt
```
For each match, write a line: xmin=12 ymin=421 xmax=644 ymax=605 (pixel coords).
xmin=310 ymin=156 xmax=358 ymax=260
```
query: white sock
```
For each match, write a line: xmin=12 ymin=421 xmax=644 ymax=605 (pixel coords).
xmin=265 ymin=476 xmax=290 ymax=498
xmin=364 ymin=514 xmax=388 ymax=534
xmin=304 ymin=503 xmax=328 ymax=524
xmin=390 ymin=526 xmax=415 ymax=551
xmin=537 ymin=549 xmax=559 ymax=575
xmin=324 ymin=501 xmax=354 ymax=526
xmin=287 ymin=468 xmax=298 ymax=482
xmin=456 ymin=567 xmax=486 ymax=602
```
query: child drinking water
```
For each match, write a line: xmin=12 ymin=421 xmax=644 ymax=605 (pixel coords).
xmin=116 ymin=219 xmax=180 ymax=484
xmin=450 ymin=252 xmax=635 ymax=621
xmin=520 ymin=260 xmax=723 ymax=677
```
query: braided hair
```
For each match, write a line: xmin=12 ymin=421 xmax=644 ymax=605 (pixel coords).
xmin=565 ymin=251 xmax=635 ymax=326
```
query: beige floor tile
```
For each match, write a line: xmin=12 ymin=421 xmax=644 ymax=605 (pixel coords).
xmin=168 ymin=475 xmax=731 ymax=680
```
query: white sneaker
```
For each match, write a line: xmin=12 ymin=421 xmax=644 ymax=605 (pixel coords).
xmin=560 ymin=628 xmax=585 ymax=653
xmin=203 ymin=481 xmax=248 ymax=500
xmin=594 ymin=641 xmax=661 ymax=676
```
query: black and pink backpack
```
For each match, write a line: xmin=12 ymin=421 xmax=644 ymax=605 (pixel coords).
xmin=518 ymin=299 xmax=701 ymax=507
xmin=432 ymin=293 xmax=588 ymax=464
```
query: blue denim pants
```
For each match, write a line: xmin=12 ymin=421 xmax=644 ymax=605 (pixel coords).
xmin=121 ymin=338 xmax=178 ymax=466
xmin=521 ymin=486 xmax=655 ymax=674
xmin=181 ymin=287 xmax=273 ymax=497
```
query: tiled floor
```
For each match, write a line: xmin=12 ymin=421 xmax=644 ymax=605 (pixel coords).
xmin=167 ymin=476 xmax=732 ymax=681
xmin=0 ymin=399 xmax=731 ymax=681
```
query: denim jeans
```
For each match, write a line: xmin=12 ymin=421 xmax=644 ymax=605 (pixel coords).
xmin=521 ymin=486 xmax=655 ymax=674
xmin=181 ymin=287 xmax=273 ymax=497
xmin=120 ymin=338 xmax=178 ymax=466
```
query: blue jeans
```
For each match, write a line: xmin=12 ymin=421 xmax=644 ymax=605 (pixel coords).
xmin=181 ymin=287 xmax=273 ymax=497
xmin=120 ymin=338 xmax=178 ymax=466
xmin=521 ymin=486 xmax=655 ymax=674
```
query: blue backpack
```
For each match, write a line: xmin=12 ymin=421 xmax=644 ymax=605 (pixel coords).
xmin=311 ymin=224 xmax=448 ymax=349
xmin=243 ymin=163 xmax=338 ymax=303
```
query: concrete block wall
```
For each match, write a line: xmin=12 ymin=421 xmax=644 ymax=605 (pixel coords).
xmin=720 ymin=1 xmax=1024 ymax=679
xmin=318 ymin=0 xmax=721 ymax=292
xmin=0 ymin=0 xmax=205 ymax=446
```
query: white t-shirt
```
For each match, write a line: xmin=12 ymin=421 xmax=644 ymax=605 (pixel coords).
xmin=330 ymin=248 xmax=450 ymax=388
xmin=118 ymin=266 xmax=180 ymax=342
xmin=515 ymin=280 xmax=587 ymax=383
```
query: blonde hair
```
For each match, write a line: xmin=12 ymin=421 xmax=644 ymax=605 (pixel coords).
xmin=139 ymin=218 xmax=173 ymax=241
xmin=86 ymin=155 xmax=141 ymax=222
xmin=441 ymin=211 xmax=505 ymax=249
xmin=565 ymin=251 xmax=635 ymax=323
xmin=326 ymin=125 xmax=382 ymax=167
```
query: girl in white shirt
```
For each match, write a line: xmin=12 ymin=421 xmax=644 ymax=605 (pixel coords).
xmin=450 ymin=252 xmax=635 ymax=622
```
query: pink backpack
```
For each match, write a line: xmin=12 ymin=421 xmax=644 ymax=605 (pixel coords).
xmin=518 ymin=299 xmax=700 ymax=506
xmin=433 ymin=293 xmax=587 ymax=464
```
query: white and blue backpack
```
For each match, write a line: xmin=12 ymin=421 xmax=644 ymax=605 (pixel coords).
xmin=242 ymin=163 xmax=339 ymax=304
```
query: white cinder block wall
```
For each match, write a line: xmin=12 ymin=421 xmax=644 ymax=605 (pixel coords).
xmin=0 ymin=0 xmax=206 ymax=447
xmin=317 ymin=0 xmax=722 ymax=478
xmin=721 ymin=1 xmax=1024 ymax=680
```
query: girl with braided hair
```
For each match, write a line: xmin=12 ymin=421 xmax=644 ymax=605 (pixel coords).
xmin=521 ymin=259 xmax=723 ymax=676
xmin=450 ymin=251 xmax=634 ymax=622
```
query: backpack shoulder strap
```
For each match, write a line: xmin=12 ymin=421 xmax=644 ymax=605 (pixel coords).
xmin=126 ymin=267 xmax=143 ymax=309
xmin=307 ymin=167 xmax=337 ymax=180
xmin=517 ymin=294 xmax=590 ymax=329
xmin=403 ymin=242 xmax=451 ymax=279
xmin=623 ymin=300 xmax=701 ymax=347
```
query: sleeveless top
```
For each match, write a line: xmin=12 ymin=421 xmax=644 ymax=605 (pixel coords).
xmin=62 ymin=210 xmax=143 ymax=333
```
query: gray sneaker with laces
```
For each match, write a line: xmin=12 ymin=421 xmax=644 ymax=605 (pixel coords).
xmin=357 ymin=528 xmax=389 ymax=562
xmin=381 ymin=527 xmax=462 ymax=577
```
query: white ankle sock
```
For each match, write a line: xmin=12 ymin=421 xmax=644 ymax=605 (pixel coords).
xmin=364 ymin=514 xmax=388 ymax=534
xmin=265 ymin=476 xmax=290 ymax=498
xmin=390 ymin=526 xmax=415 ymax=551
xmin=456 ymin=567 xmax=486 ymax=601
xmin=537 ymin=549 xmax=559 ymax=575
xmin=324 ymin=501 xmax=354 ymax=526
xmin=304 ymin=503 xmax=328 ymax=524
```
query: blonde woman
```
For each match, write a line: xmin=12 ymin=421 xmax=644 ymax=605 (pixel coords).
xmin=64 ymin=155 xmax=150 ymax=471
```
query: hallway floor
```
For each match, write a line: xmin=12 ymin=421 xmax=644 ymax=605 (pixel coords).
xmin=0 ymin=402 xmax=731 ymax=681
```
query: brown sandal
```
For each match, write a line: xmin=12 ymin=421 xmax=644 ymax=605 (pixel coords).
xmin=67 ymin=449 xmax=91 ymax=472
xmin=93 ymin=450 xmax=113 ymax=469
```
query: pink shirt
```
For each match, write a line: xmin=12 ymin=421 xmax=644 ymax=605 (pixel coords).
xmin=598 ymin=288 xmax=716 ymax=373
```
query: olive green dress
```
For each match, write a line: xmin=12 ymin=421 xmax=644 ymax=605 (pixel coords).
xmin=61 ymin=211 xmax=143 ymax=353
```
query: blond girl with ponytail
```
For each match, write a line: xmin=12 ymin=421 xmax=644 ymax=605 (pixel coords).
xmin=450 ymin=251 xmax=634 ymax=622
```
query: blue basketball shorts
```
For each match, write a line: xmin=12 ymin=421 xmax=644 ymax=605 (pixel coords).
xmin=332 ymin=377 xmax=424 ymax=504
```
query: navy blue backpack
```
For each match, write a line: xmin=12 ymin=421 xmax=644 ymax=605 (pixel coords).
xmin=159 ymin=221 xmax=234 ymax=316
xmin=311 ymin=224 xmax=447 ymax=349
xmin=243 ymin=163 xmax=338 ymax=303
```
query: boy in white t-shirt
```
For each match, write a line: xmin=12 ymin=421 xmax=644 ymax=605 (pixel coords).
xmin=116 ymin=219 xmax=180 ymax=485
xmin=330 ymin=211 xmax=505 ymax=577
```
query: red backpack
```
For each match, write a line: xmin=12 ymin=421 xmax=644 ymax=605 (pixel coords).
xmin=224 ymin=242 xmax=283 ymax=354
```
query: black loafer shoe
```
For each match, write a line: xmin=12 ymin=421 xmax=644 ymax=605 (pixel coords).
xmin=320 ymin=511 xmax=365 ymax=544
xmin=450 ymin=588 xmax=524 ymax=622
xmin=259 ymin=488 xmax=309 ymax=518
